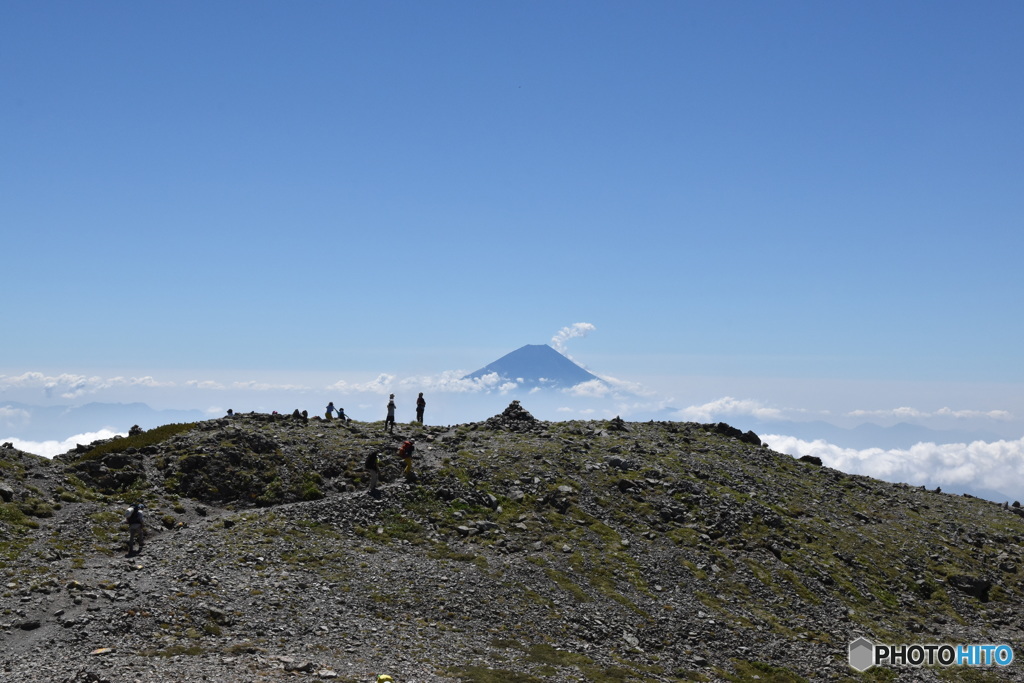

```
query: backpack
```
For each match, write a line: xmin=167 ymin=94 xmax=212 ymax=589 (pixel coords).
xmin=126 ymin=507 xmax=142 ymax=525
xmin=398 ymin=441 xmax=414 ymax=458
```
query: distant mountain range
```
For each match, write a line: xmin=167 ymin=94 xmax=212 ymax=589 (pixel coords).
xmin=463 ymin=343 xmax=602 ymax=389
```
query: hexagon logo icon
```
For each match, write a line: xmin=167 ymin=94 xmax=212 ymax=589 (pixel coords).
xmin=849 ymin=637 xmax=875 ymax=672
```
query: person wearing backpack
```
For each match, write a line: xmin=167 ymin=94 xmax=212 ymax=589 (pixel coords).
xmin=398 ymin=440 xmax=415 ymax=477
xmin=125 ymin=503 xmax=145 ymax=553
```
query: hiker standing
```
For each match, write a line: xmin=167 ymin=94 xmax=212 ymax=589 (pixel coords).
xmin=384 ymin=394 xmax=396 ymax=433
xmin=325 ymin=401 xmax=336 ymax=420
xmin=365 ymin=451 xmax=380 ymax=493
xmin=416 ymin=392 xmax=426 ymax=424
xmin=398 ymin=440 xmax=415 ymax=478
xmin=125 ymin=503 xmax=145 ymax=553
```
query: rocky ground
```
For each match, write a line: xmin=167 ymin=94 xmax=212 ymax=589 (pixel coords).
xmin=2 ymin=402 xmax=1024 ymax=682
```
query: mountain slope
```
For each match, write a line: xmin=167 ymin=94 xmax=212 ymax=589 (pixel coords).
xmin=2 ymin=407 xmax=1024 ymax=681
xmin=463 ymin=344 xmax=601 ymax=388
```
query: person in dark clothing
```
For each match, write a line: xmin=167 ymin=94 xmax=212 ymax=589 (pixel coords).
xmin=384 ymin=394 xmax=396 ymax=433
xmin=416 ymin=392 xmax=426 ymax=423
xmin=125 ymin=503 xmax=145 ymax=553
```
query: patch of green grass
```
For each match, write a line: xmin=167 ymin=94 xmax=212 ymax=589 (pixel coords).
xmin=490 ymin=637 xmax=523 ymax=649
xmin=525 ymin=642 xmax=592 ymax=668
xmin=667 ymin=527 xmax=703 ymax=547
xmin=0 ymin=457 xmax=28 ymax=480
xmin=0 ymin=532 xmax=33 ymax=567
xmin=544 ymin=567 xmax=591 ymax=602
xmin=375 ymin=512 xmax=424 ymax=543
xmin=720 ymin=660 xmax=809 ymax=682
xmin=779 ymin=568 xmax=821 ymax=605
xmin=522 ymin=643 xmax=651 ymax=682
xmin=427 ymin=543 xmax=478 ymax=562
xmin=936 ymin=667 xmax=1007 ymax=682
xmin=64 ymin=474 xmax=101 ymax=501
xmin=295 ymin=472 xmax=324 ymax=501
xmin=446 ymin=667 xmax=544 ymax=683
xmin=89 ymin=509 xmax=123 ymax=546
xmin=256 ymin=477 xmax=284 ymax=506
xmin=75 ymin=423 xmax=196 ymax=462
xmin=0 ymin=502 xmax=35 ymax=528
xmin=17 ymin=498 xmax=54 ymax=518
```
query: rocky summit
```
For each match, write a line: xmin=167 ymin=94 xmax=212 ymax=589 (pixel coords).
xmin=2 ymin=405 xmax=1024 ymax=682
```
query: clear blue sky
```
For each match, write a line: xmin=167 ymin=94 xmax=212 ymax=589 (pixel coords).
xmin=2 ymin=2 xmax=1023 ymax=459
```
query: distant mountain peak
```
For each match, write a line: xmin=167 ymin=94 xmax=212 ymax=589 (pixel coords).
xmin=463 ymin=344 xmax=601 ymax=389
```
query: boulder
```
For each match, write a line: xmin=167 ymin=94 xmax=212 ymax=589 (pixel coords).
xmin=947 ymin=575 xmax=991 ymax=602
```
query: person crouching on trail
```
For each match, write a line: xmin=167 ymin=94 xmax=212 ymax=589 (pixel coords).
xmin=398 ymin=440 xmax=415 ymax=478
xmin=125 ymin=503 xmax=145 ymax=553
xmin=365 ymin=451 xmax=380 ymax=493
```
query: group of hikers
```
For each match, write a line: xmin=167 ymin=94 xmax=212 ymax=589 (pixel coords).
xmin=325 ymin=393 xmax=427 ymax=499
xmin=373 ymin=392 xmax=424 ymax=495
xmin=305 ymin=393 xmax=430 ymax=497
xmin=128 ymin=393 xmax=430 ymax=552
xmin=364 ymin=438 xmax=416 ymax=496
xmin=383 ymin=392 xmax=426 ymax=432
xmin=324 ymin=391 xmax=426 ymax=432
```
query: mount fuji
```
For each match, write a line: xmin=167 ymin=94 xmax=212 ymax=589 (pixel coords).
xmin=463 ymin=344 xmax=602 ymax=389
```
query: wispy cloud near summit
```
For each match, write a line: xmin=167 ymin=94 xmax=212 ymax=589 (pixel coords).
xmin=551 ymin=323 xmax=596 ymax=355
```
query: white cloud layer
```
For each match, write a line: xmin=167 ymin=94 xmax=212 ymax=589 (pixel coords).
xmin=675 ymin=396 xmax=786 ymax=422
xmin=765 ymin=434 xmax=1024 ymax=503
xmin=565 ymin=379 xmax=612 ymax=398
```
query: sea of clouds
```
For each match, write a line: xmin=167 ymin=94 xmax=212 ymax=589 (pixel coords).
xmin=765 ymin=434 xmax=1024 ymax=503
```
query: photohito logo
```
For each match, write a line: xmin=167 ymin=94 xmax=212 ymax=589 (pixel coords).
xmin=848 ymin=637 xmax=1014 ymax=671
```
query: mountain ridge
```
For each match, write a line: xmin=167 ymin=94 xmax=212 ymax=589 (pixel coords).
xmin=2 ymin=405 xmax=1024 ymax=681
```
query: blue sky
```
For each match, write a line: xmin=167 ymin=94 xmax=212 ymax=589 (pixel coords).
xmin=2 ymin=2 xmax=1023 ymax=498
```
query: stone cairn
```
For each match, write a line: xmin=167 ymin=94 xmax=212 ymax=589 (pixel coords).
xmin=484 ymin=400 xmax=539 ymax=432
